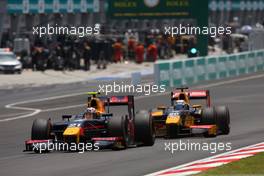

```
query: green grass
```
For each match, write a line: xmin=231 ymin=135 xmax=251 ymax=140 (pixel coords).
xmin=195 ymin=153 xmax=264 ymax=176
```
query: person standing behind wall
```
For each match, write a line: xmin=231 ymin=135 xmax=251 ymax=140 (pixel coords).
xmin=147 ymin=42 xmax=158 ymax=62
xmin=112 ymin=39 xmax=123 ymax=63
xmin=135 ymin=43 xmax=144 ymax=64
xmin=97 ymin=39 xmax=108 ymax=69
xmin=93 ymin=38 xmax=101 ymax=66
xmin=83 ymin=41 xmax=92 ymax=71
xmin=127 ymin=36 xmax=136 ymax=61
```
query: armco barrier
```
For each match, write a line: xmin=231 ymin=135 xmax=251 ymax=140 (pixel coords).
xmin=154 ymin=50 xmax=264 ymax=87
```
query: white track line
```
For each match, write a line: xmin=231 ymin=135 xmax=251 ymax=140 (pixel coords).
xmin=42 ymin=104 xmax=85 ymax=112
xmin=166 ymin=171 xmax=200 ymax=176
xmin=205 ymin=155 xmax=252 ymax=161
xmin=0 ymin=112 xmax=29 ymax=118
xmin=0 ymin=92 xmax=88 ymax=122
xmin=234 ymin=149 xmax=264 ymax=154
xmin=0 ymin=103 xmax=86 ymax=122
xmin=175 ymin=162 xmax=225 ymax=170
xmin=1 ymin=73 xmax=264 ymax=122
xmin=0 ymin=103 xmax=42 ymax=122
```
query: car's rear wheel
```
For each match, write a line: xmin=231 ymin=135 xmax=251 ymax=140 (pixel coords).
xmin=215 ymin=106 xmax=230 ymax=135
xmin=201 ymin=107 xmax=217 ymax=137
xmin=31 ymin=118 xmax=51 ymax=140
xmin=108 ymin=116 xmax=128 ymax=149
xmin=201 ymin=107 xmax=217 ymax=125
xmin=135 ymin=110 xmax=155 ymax=146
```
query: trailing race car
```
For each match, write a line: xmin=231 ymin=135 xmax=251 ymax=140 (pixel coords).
xmin=151 ymin=87 xmax=230 ymax=138
xmin=24 ymin=95 xmax=155 ymax=153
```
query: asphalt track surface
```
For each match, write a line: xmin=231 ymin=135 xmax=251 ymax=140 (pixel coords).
xmin=0 ymin=72 xmax=264 ymax=176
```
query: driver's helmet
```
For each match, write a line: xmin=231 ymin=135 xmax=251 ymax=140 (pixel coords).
xmin=173 ymin=100 xmax=189 ymax=110
xmin=84 ymin=107 xmax=96 ymax=120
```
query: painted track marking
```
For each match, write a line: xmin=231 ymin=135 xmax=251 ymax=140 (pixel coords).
xmin=1 ymin=73 xmax=264 ymax=122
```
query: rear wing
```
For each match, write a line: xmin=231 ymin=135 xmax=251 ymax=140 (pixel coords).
xmin=98 ymin=95 xmax=134 ymax=106
xmin=99 ymin=95 xmax=135 ymax=118
xmin=171 ymin=90 xmax=211 ymax=107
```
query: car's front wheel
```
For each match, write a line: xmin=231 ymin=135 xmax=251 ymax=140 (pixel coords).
xmin=31 ymin=118 xmax=51 ymax=140
xmin=201 ymin=107 xmax=217 ymax=137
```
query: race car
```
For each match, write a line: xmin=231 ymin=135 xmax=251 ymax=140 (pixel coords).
xmin=151 ymin=87 xmax=230 ymax=138
xmin=24 ymin=95 xmax=155 ymax=153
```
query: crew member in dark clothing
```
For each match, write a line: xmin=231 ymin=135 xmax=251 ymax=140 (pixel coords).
xmin=63 ymin=44 xmax=71 ymax=70
xmin=91 ymin=39 xmax=101 ymax=65
xmin=97 ymin=50 xmax=106 ymax=69
xmin=52 ymin=44 xmax=65 ymax=70
xmin=31 ymin=46 xmax=47 ymax=71
xmin=83 ymin=42 xmax=92 ymax=71
xmin=97 ymin=40 xmax=108 ymax=69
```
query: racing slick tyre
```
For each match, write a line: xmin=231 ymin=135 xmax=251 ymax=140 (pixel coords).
xmin=31 ymin=118 xmax=51 ymax=140
xmin=108 ymin=116 xmax=129 ymax=149
xmin=135 ymin=110 xmax=155 ymax=146
xmin=215 ymin=106 xmax=230 ymax=135
xmin=201 ymin=107 xmax=217 ymax=137
xmin=201 ymin=107 xmax=217 ymax=124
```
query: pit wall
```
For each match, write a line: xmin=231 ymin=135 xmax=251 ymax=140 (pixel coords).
xmin=154 ymin=50 xmax=264 ymax=87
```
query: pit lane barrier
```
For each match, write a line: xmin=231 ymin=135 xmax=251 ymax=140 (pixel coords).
xmin=154 ymin=50 xmax=264 ymax=87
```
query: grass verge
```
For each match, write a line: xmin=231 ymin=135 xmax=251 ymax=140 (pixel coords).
xmin=195 ymin=152 xmax=264 ymax=176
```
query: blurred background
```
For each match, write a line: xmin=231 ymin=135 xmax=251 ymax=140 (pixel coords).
xmin=0 ymin=0 xmax=263 ymax=74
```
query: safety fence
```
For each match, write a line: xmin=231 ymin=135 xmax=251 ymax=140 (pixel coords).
xmin=154 ymin=50 xmax=264 ymax=87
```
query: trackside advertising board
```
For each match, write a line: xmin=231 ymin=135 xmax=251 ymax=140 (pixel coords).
xmin=108 ymin=0 xmax=209 ymax=56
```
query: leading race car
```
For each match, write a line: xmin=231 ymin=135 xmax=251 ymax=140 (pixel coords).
xmin=151 ymin=87 xmax=230 ymax=138
xmin=24 ymin=95 xmax=155 ymax=153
